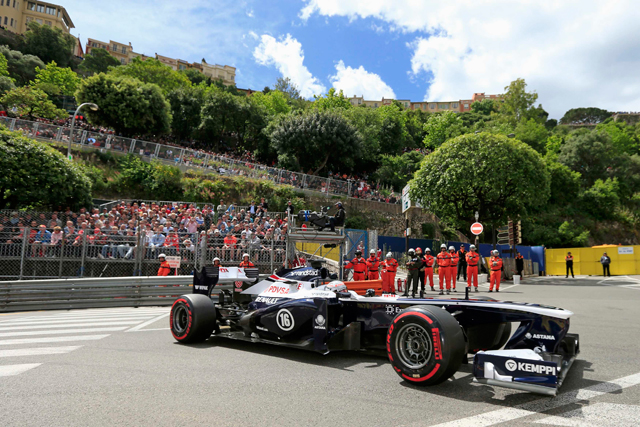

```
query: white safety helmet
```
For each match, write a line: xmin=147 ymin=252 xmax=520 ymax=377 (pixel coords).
xmin=370 ymin=249 xmax=376 ymax=255
xmin=243 ymin=253 xmax=250 ymax=258
xmin=408 ymin=248 xmax=415 ymax=255
xmin=158 ymin=253 xmax=166 ymax=258
xmin=425 ymin=248 xmax=431 ymax=252
xmin=449 ymin=246 xmax=455 ymax=251
xmin=492 ymin=250 xmax=499 ymax=256
xmin=386 ymin=252 xmax=392 ymax=259
xmin=440 ymin=244 xmax=447 ymax=249
xmin=213 ymin=257 xmax=221 ymax=263
xmin=469 ymin=244 xmax=476 ymax=250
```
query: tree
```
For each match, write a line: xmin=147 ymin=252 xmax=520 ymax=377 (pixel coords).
xmin=199 ymin=89 xmax=244 ymax=151
xmin=109 ymin=57 xmax=191 ymax=93
xmin=0 ymin=45 xmax=45 ymax=86
xmin=514 ymin=119 xmax=548 ymax=153
xmin=251 ymin=90 xmax=291 ymax=116
xmin=596 ymin=121 xmax=639 ymax=155
xmin=274 ymin=77 xmax=301 ymax=100
xmin=410 ymin=132 xmax=550 ymax=231
xmin=422 ymin=111 xmax=464 ymax=149
xmin=378 ymin=104 xmax=409 ymax=154
xmin=558 ymin=131 xmax=621 ymax=187
xmin=166 ymin=85 xmax=206 ymax=141
xmin=78 ymin=48 xmax=121 ymax=75
xmin=21 ymin=22 xmax=76 ymax=68
xmin=499 ymin=78 xmax=539 ymax=125
xmin=471 ymin=99 xmax=498 ymax=115
xmin=580 ymin=178 xmax=620 ymax=220
xmin=0 ymin=128 xmax=92 ymax=210
xmin=0 ymin=76 xmax=15 ymax=95
xmin=544 ymin=157 xmax=581 ymax=207
xmin=342 ymin=105 xmax=384 ymax=168
xmin=0 ymin=86 xmax=66 ymax=120
xmin=374 ymin=151 xmax=425 ymax=191
xmin=33 ymin=61 xmax=81 ymax=96
xmin=0 ymin=52 xmax=8 ymax=77
xmin=180 ymin=69 xmax=211 ymax=86
xmin=313 ymin=88 xmax=352 ymax=111
xmin=269 ymin=110 xmax=362 ymax=175
xmin=559 ymin=107 xmax=612 ymax=125
xmin=75 ymin=73 xmax=172 ymax=137
xmin=404 ymin=108 xmax=430 ymax=148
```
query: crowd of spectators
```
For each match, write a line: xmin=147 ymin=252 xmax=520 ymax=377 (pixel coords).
xmin=10 ymin=115 xmax=401 ymax=204
xmin=0 ymin=200 xmax=289 ymax=268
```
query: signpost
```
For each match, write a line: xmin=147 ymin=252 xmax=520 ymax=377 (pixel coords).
xmin=470 ymin=222 xmax=484 ymax=236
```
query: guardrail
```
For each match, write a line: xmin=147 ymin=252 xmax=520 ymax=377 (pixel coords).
xmin=0 ymin=275 xmax=194 ymax=312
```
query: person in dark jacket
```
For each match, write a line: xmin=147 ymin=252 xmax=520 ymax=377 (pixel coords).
xmin=515 ymin=252 xmax=524 ymax=278
xmin=328 ymin=202 xmax=345 ymax=232
xmin=405 ymin=248 xmax=423 ymax=298
xmin=456 ymin=245 xmax=467 ymax=281
xmin=565 ymin=252 xmax=574 ymax=278
xmin=601 ymin=252 xmax=611 ymax=276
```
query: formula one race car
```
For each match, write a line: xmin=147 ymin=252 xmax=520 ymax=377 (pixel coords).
xmin=170 ymin=266 xmax=580 ymax=396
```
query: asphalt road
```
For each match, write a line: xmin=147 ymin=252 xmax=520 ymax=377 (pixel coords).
xmin=1 ymin=275 xmax=639 ymax=427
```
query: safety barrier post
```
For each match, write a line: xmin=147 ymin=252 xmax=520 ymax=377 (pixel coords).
xmin=18 ymin=227 xmax=28 ymax=280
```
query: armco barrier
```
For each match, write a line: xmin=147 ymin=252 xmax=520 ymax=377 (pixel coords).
xmin=545 ymin=246 xmax=640 ymax=276
xmin=0 ymin=275 xmax=193 ymax=312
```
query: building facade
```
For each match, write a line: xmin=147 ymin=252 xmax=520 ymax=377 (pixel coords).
xmin=348 ymin=93 xmax=502 ymax=113
xmin=0 ymin=0 xmax=73 ymax=34
xmin=84 ymin=38 xmax=236 ymax=86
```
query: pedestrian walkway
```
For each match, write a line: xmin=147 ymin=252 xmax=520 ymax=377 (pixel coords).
xmin=0 ymin=307 xmax=169 ymax=377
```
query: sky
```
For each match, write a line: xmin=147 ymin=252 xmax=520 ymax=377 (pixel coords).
xmin=63 ymin=0 xmax=640 ymax=119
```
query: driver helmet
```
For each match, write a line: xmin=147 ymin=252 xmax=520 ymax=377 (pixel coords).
xmin=385 ymin=252 xmax=392 ymax=259
xmin=449 ymin=246 xmax=455 ymax=251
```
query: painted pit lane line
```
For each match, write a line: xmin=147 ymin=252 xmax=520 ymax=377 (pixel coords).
xmin=430 ymin=372 xmax=640 ymax=427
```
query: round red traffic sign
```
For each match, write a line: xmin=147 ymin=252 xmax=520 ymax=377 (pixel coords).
xmin=470 ymin=222 xmax=484 ymax=235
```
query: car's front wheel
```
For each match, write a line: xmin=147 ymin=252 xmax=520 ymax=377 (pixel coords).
xmin=387 ymin=306 xmax=465 ymax=385
xmin=170 ymin=294 xmax=217 ymax=343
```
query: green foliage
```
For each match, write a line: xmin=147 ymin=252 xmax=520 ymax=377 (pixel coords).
xmin=580 ymin=178 xmax=620 ymax=220
xmin=596 ymin=121 xmax=639 ymax=155
xmin=378 ymin=104 xmax=409 ymax=154
xmin=0 ymin=45 xmax=45 ymax=86
xmin=404 ymin=109 xmax=430 ymax=148
xmin=558 ymin=131 xmax=620 ymax=187
xmin=514 ymin=118 xmax=548 ymax=153
xmin=75 ymin=73 xmax=172 ymax=137
xmin=269 ymin=110 xmax=362 ymax=175
xmin=109 ymin=58 xmax=191 ymax=93
xmin=313 ymin=88 xmax=352 ymax=111
xmin=545 ymin=135 xmax=563 ymax=156
xmin=273 ymin=77 xmax=307 ymax=110
xmin=0 ymin=86 xmax=66 ymax=120
xmin=558 ymin=221 xmax=590 ymax=247
xmin=545 ymin=157 xmax=582 ymax=207
xmin=33 ymin=61 xmax=81 ymax=96
xmin=21 ymin=22 xmax=76 ymax=68
xmin=166 ymin=85 xmax=205 ymax=140
xmin=411 ymin=132 xmax=550 ymax=232
xmin=79 ymin=48 xmax=121 ymax=75
xmin=345 ymin=213 xmax=368 ymax=230
xmin=112 ymin=155 xmax=183 ymax=200
xmin=375 ymin=150 xmax=425 ymax=191
xmin=0 ymin=52 xmax=8 ymax=77
xmin=422 ymin=111 xmax=464 ymax=149
xmin=560 ymin=107 xmax=612 ymax=125
xmin=471 ymin=99 xmax=498 ymax=115
xmin=498 ymin=78 xmax=540 ymax=125
xmin=0 ymin=128 xmax=91 ymax=209
xmin=0 ymin=76 xmax=15 ymax=95
xmin=251 ymin=90 xmax=291 ymax=116
xmin=180 ymin=69 xmax=211 ymax=86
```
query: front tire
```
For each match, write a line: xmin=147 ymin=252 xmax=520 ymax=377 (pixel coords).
xmin=170 ymin=294 xmax=217 ymax=343
xmin=387 ymin=306 xmax=465 ymax=385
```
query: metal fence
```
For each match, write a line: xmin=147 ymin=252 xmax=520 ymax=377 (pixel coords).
xmin=0 ymin=117 xmax=399 ymax=204
xmin=0 ymin=226 xmax=286 ymax=281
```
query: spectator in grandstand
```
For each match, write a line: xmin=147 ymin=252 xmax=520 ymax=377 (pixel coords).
xmin=32 ymin=225 xmax=51 ymax=257
xmin=285 ymin=200 xmax=294 ymax=215
xmin=260 ymin=198 xmax=269 ymax=211
xmin=48 ymin=226 xmax=64 ymax=257
xmin=101 ymin=226 xmax=119 ymax=259
xmin=223 ymin=231 xmax=237 ymax=261
xmin=163 ymin=229 xmax=180 ymax=255
xmin=117 ymin=230 xmax=136 ymax=259
xmin=148 ymin=227 xmax=166 ymax=257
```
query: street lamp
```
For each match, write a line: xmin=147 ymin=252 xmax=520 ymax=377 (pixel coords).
xmin=67 ymin=102 xmax=99 ymax=160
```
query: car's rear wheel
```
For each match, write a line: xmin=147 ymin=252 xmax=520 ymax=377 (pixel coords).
xmin=387 ymin=306 xmax=465 ymax=386
xmin=170 ymin=294 xmax=217 ymax=343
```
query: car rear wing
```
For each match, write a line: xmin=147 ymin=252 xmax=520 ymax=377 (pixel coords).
xmin=193 ymin=266 xmax=259 ymax=297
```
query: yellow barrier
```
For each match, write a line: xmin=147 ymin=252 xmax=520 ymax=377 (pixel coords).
xmin=295 ymin=242 xmax=341 ymax=263
xmin=545 ymin=246 xmax=640 ymax=276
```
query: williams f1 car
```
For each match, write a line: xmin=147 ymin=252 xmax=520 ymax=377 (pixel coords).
xmin=170 ymin=266 xmax=580 ymax=396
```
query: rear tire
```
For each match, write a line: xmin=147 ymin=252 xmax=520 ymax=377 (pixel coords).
xmin=387 ymin=306 xmax=465 ymax=386
xmin=170 ymin=294 xmax=217 ymax=343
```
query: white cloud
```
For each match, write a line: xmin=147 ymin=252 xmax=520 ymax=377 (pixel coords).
xmin=253 ymin=34 xmax=326 ymax=98
xmin=330 ymin=60 xmax=396 ymax=99
xmin=300 ymin=0 xmax=640 ymax=118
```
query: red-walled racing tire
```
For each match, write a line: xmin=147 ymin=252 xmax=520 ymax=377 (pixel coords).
xmin=387 ymin=306 xmax=465 ymax=386
xmin=170 ymin=294 xmax=217 ymax=343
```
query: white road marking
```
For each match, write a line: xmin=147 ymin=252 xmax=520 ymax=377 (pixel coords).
xmin=0 ymin=346 xmax=82 ymax=358
xmin=0 ymin=334 xmax=111 ymax=346
xmin=0 ymin=308 xmax=169 ymax=323
xmin=0 ymin=321 xmax=141 ymax=331
xmin=431 ymin=372 xmax=640 ymax=427
xmin=0 ymin=316 xmax=165 ymax=326
xmin=128 ymin=328 xmax=170 ymax=332
xmin=0 ymin=363 xmax=42 ymax=377
xmin=126 ymin=313 xmax=170 ymax=332
xmin=534 ymin=402 xmax=640 ymax=426
xmin=0 ymin=326 xmax=128 ymax=338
